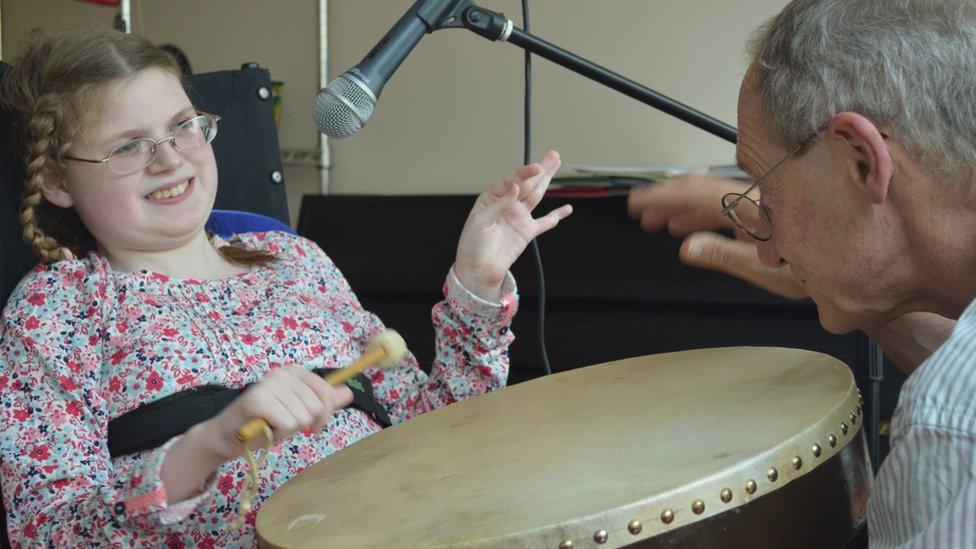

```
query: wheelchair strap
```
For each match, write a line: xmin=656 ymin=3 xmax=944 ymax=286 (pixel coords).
xmin=106 ymin=369 xmax=392 ymax=458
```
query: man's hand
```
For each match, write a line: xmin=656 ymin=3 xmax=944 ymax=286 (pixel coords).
xmin=628 ymin=174 xmax=807 ymax=300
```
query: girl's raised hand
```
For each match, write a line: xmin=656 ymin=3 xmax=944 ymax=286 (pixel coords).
xmin=453 ymin=150 xmax=573 ymax=301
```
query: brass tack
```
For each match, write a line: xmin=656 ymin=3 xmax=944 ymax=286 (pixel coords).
xmin=792 ymin=456 xmax=803 ymax=470
xmin=850 ymin=412 xmax=857 ymax=425
xmin=766 ymin=467 xmax=779 ymax=482
xmin=692 ymin=500 xmax=705 ymax=514
xmin=841 ymin=422 xmax=849 ymax=435
xmin=660 ymin=509 xmax=675 ymax=524
xmin=812 ymin=444 xmax=822 ymax=458
xmin=593 ymin=530 xmax=608 ymax=544
xmin=745 ymin=480 xmax=757 ymax=494
xmin=628 ymin=519 xmax=643 ymax=535
xmin=828 ymin=434 xmax=837 ymax=447
xmin=720 ymin=488 xmax=732 ymax=503
xmin=559 ymin=541 xmax=573 ymax=549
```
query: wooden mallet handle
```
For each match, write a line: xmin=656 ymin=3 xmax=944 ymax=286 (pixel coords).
xmin=236 ymin=330 xmax=406 ymax=445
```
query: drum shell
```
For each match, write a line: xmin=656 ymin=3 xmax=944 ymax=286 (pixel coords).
xmin=632 ymin=431 xmax=869 ymax=548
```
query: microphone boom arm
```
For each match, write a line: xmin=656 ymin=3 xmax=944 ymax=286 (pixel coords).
xmin=429 ymin=1 xmax=738 ymax=144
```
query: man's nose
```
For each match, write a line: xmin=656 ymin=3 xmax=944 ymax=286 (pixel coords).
xmin=757 ymin=237 xmax=787 ymax=267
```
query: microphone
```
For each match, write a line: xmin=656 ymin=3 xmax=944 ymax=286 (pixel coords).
xmin=315 ymin=0 xmax=456 ymax=138
xmin=316 ymin=1 xmax=737 ymax=144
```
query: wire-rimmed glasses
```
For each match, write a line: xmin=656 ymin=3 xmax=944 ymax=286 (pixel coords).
xmin=720 ymin=128 xmax=824 ymax=241
xmin=66 ymin=111 xmax=220 ymax=175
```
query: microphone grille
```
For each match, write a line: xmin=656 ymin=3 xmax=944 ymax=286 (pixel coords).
xmin=314 ymin=74 xmax=376 ymax=139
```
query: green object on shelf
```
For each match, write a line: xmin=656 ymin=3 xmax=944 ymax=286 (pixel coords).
xmin=552 ymin=173 xmax=654 ymax=187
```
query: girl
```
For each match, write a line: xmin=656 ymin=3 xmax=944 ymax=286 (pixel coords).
xmin=0 ymin=29 xmax=571 ymax=547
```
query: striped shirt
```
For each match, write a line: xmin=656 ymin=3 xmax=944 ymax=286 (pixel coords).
xmin=868 ymin=299 xmax=976 ymax=547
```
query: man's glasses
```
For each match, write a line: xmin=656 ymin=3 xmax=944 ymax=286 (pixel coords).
xmin=66 ymin=112 xmax=220 ymax=175
xmin=720 ymin=128 xmax=824 ymax=241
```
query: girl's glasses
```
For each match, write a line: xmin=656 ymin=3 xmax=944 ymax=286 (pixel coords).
xmin=66 ymin=112 xmax=220 ymax=175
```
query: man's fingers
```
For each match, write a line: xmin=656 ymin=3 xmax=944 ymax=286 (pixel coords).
xmin=629 ymin=184 xmax=711 ymax=230
xmin=628 ymin=176 xmax=752 ymax=226
xmin=628 ymin=184 xmax=676 ymax=219
xmin=666 ymin=211 xmax=727 ymax=236
xmin=681 ymin=232 xmax=754 ymax=271
xmin=680 ymin=232 xmax=808 ymax=300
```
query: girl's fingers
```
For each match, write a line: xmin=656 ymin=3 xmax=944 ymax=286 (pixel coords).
xmin=503 ymin=163 xmax=543 ymax=187
xmin=521 ymin=155 xmax=561 ymax=207
xmin=473 ymin=180 xmax=520 ymax=224
xmin=251 ymin=395 xmax=297 ymax=437
xmin=532 ymin=204 xmax=573 ymax=236
xmin=283 ymin=368 xmax=332 ymax=423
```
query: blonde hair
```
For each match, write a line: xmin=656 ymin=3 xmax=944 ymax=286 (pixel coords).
xmin=3 ymin=29 xmax=276 ymax=266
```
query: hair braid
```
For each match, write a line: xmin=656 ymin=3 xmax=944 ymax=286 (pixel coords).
xmin=20 ymin=95 xmax=67 ymax=263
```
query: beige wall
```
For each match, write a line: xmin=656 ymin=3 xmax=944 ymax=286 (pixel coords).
xmin=133 ymin=0 xmax=322 ymax=155
xmin=2 ymin=0 xmax=787 ymax=199
xmin=1 ymin=0 xmax=321 ymax=154
xmin=1 ymin=0 xmax=114 ymax=56
xmin=326 ymin=0 xmax=788 ymax=194
xmin=0 ymin=0 xmax=322 ymax=222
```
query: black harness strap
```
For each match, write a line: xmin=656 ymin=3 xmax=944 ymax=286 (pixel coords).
xmin=106 ymin=369 xmax=392 ymax=458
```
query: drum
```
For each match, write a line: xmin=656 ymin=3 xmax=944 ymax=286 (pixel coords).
xmin=257 ymin=347 xmax=870 ymax=548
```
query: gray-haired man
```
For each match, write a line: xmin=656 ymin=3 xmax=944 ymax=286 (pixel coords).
xmin=631 ymin=1 xmax=976 ymax=545
xmin=738 ymin=0 xmax=976 ymax=544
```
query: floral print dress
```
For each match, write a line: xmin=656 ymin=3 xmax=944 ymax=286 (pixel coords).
xmin=0 ymin=231 xmax=518 ymax=547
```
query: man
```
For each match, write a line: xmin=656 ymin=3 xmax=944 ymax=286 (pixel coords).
xmin=629 ymin=1 xmax=976 ymax=546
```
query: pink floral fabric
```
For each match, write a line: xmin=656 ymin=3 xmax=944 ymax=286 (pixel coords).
xmin=0 ymin=231 xmax=517 ymax=547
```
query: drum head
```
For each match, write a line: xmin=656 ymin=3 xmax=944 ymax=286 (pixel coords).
xmin=257 ymin=347 xmax=864 ymax=548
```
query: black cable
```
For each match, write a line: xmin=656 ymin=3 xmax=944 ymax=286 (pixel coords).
xmin=521 ymin=0 xmax=552 ymax=376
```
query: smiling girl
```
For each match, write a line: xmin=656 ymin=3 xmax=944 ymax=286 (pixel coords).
xmin=0 ymin=29 xmax=570 ymax=547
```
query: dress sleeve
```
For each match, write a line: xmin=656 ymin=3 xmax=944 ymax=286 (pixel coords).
xmin=292 ymin=233 xmax=518 ymax=424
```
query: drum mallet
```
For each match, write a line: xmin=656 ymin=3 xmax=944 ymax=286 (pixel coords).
xmin=235 ymin=328 xmax=408 ymax=446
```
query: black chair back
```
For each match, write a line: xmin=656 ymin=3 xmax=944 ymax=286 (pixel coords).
xmin=0 ymin=63 xmax=35 ymax=310
xmin=185 ymin=66 xmax=290 ymax=226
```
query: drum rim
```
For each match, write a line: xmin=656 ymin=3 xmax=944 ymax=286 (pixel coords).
xmin=257 ymin=347 xmax=866 ymax=548
xmin=444 ymin=358 xmax=864 ymax=548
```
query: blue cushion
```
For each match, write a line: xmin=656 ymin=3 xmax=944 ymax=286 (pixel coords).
xmin=206 ymin=209 xmax=295 ymax=239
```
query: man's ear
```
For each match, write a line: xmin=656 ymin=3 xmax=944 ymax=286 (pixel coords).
xmin=38 ymin=169 xmax=74 ymax=208
xmin=827 ymin=112 xmax=892 ymax=204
